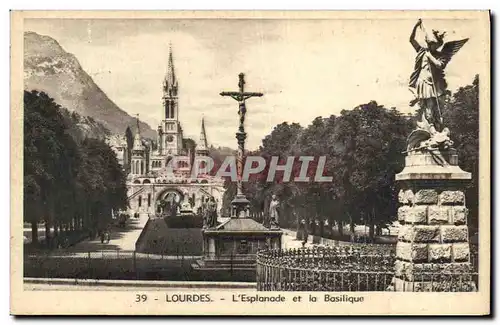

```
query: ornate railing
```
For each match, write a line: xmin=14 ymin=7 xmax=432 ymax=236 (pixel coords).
xmin=256 ymin=245 xmax=478 ymax=292
xmin=256 ymin=246 xmax=395 ymax=291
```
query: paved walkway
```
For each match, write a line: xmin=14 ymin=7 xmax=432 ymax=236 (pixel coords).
xmin=67 ymin=213 xmax=149 ymax=252
xmin=281 ymin=229 xmax=313 ymax=249
xmin=24 ymin=283 xmax=256 ymax=291
xmin=24 ymin=277 xmax=256 ymax=290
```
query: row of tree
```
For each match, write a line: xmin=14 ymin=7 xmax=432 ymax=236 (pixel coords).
xmin=24 ymin=90 xmax=128 ymax=246
xmin=221 ymin=76 xmax=479 ymax=239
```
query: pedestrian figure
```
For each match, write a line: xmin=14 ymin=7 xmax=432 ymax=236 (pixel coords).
xmin=269 ymin=194 xmax=280 ymax=227
xmin=104 ymin=231 xmax=110 ymax=244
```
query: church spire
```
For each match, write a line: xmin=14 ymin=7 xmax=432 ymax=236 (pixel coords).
xmin=133 ymin=114 xmax=143 ymax=151
xmin=163 ymin=43 xmax=179 ymax=120
xmin=164 ymin=43 xmax=177 ymax=97
xmin=196 ymin=116 xmax=209 ymax=156
xmin=135 ymin=113 xmax=141 ymax=134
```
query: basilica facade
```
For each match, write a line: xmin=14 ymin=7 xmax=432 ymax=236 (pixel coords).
xmin=115 ymin=46 xmax=225 ymax=217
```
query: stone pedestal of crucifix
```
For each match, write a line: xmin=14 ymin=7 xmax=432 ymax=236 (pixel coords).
xmin=193 ymin=73 xmax=282 ymax=280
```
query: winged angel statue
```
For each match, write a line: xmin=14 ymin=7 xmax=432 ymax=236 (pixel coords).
xmin=406 ymin=19 xmax=468 ymax=161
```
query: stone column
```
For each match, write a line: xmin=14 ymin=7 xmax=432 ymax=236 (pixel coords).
xmin=393 ymin=149 xmax=475 ymax=292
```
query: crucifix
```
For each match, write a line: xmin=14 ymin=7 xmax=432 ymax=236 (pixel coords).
xmin=220 ymin=73 xmax=264 ymax=218
xmin=220 ymin=73 xmax=263 ymax=132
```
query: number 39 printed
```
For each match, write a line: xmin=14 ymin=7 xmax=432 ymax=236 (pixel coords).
xmin=135 ymin=294 xmax=147 ymax=302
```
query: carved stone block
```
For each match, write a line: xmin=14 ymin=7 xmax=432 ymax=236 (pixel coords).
xmin=441 ymin=225 xmax=468 ymax=243
xmin=452 ymin=206 xmax=468 ymax=225
xmin=398 ymin=206 xmax=410 ymax=222
xmin=412 ymin=226 xmax=440 ymax=243
xmin=414 ymin=189 xmax=438 ymax=204
xmin=406 ymin=206 xmax=427 ymax=224
xmin=398 ymin=189 xmax=415 ymax=205
xmin=411 ymin=243 xmax=429 ymax=262
xmin=396 ymin=242 xmax=412 ymax=261
xmin=452 ymin=243 xmax=470 ymax=262
xmin=428 ymin=244 xmax=452 ymax=262
xmin=440 ymin=190 xmax=465 ymax=205
xmin=428 ymin=206 xmax=450 ymax=225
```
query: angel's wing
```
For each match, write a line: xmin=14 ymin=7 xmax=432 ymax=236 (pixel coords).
xmin=407 ymin=129 xmax=431 ymax=151
xmin=440 ymin=38 xmax=469 ymax=62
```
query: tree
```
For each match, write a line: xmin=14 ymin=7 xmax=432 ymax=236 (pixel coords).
xmin=233 ymin=102 xmax=411 ymax=240
xmin=24 ymin=90 xmax=80 ymax=244
xmin=24 ymin=90 xmax=128 ymax=247
xmin=442 ymin=75 xmax=479 ymax=232
xmin=78 ymin=138 xmax=128 ymax=231
xmin=125 ymin=126 xmax=133 ymax=172
xmin=330 ymin=102 xmax=411 ymax=240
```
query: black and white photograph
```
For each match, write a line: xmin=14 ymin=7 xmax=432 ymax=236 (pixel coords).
xmin=10 ymin=10 xmax=490 ymax=315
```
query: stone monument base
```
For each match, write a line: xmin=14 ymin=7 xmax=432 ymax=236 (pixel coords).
xmin=393 ymin=149 xmax=475 ymax=292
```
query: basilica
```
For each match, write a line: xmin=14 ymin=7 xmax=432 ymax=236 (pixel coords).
xmin=109 ymin=46 xmax=225 ymax=217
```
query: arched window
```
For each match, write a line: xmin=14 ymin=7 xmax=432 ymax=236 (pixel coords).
xmin=170 ymin=103 xmax=175 ymax=119
xmin=140 ymin=161 xmax=144 ymax=175
xmin=147 ymin=193 xmax=151 ymax=207
xmin=201 ymin=180 xmax=208 ymax=184
xmin=138 ymin=195 xmax=142 ymax=207
xmin=165 ymin=101 xmax=170 ymax=118
xmin=143 ymin=179 xmax=151 ymax=184
xmin=133 ymin=180 xmax=140 ymax=184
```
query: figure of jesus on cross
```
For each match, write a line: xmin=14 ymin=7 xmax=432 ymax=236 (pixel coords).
xmin=220 ymin=73 xmax=264 ymax=218
xmin=220 ymin=73 xmax=263 ymax=132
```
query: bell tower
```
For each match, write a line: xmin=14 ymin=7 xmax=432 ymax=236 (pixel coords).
xmin=163 ymin=43 xmax=178 ymax=120
xmin=161 ymin=43 xmax=183 ymax=156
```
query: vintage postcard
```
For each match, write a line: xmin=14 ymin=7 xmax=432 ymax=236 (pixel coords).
xmin=10 ymin=10 xmax=490 ymax=315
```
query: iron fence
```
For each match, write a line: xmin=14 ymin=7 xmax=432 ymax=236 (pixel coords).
xmin=24 ymin=249 xmax=201 ymax=281
xmin=25 ymin=249 xmax=201 ymax=261
xmin=256 ymin=246 xmax=478 ymax=292
xmin=24 ymin=250 xmax=256 ymax=281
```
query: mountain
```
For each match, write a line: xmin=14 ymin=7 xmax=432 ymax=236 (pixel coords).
xmin=23 ymin=31 xmax=156 ymax=139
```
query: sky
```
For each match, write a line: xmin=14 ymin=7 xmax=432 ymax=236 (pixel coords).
xmin=24 ymin=18 xmax=484 ymax=150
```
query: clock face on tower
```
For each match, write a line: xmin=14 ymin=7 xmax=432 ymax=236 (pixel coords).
xmin=166 ymin=135 xmax=174 ymax=143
